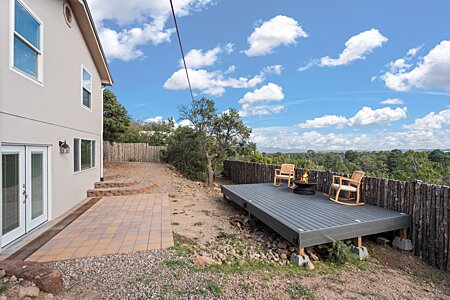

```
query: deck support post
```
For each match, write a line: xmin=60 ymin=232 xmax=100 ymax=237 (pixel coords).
xmin=392 ymin=228 xmax=413 ymax=251
xmin=290 ymin=247 xmax=309 ymax=266
xmin=351 ymin=236 xmax=369 ymax=260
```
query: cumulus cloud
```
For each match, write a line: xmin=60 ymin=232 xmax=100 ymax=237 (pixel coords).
xmin=181 ymin=43 xmax=233 ymax=69
xmin=164 ymin=64 xmax=283 ymax=97
xmin=298 ymin=29 xmax=388 ymax=71
xmin=404 ymin=109 xmax=450 ymax=131
xmin=239 ymin=83 xmax=284 ymax=104
xmin=244 ymin=15 xmax=308 ymax=57
xmin=145 ymin=116 xmax=164 ymax=123
xmin=380 ymin=98 xmax=404 ymax=105
xmin=298 ymin=106 xmax=407 ymax=128
xmin=163 ymin=68 xmax=264 ymax=96
xmin=239 ymin=104 xmax=285 ymax=117
xmin=381 ymin=40 xmax=450 ymax=91
xmin=87 ymin=0 xmax=214 ymax=61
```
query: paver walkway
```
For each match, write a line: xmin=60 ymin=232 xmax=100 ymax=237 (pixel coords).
xmin=27 ymin=193 xmax=173 ymax=262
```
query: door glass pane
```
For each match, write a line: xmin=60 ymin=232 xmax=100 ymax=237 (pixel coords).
xmin=81 ymin=140 xmax=92 ymax=170
xmin=31 ymin=153 xmax=44 ymax=220
xmin=2 ymin=154 xmax=20 ymax=235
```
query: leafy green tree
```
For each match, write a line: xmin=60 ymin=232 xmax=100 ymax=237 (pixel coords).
xmin=179 ymin=98 xmax=252 ymax=187
xmin=103 ymin=89 xmax=131 ymax=142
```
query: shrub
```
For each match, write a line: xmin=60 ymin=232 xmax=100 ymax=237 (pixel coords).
xmin=327 ymin=241 xmax=355 ymax=264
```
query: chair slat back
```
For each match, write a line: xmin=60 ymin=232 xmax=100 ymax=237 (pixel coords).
xmin=280 ymin=164 xmax=295 ymax=174
xmin=351 ymin=171 xmax=365 ymax=184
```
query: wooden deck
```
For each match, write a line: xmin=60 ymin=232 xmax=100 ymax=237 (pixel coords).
xmin=222 ymin=183 xmax=412 ymax=248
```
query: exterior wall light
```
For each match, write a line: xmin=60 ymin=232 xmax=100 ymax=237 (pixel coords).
xmin=59 ymin=140 xmax=70 ymax=154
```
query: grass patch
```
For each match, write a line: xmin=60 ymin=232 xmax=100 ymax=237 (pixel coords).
xmin=145 ymin=278 xmax=153 ymax=285
xmin=205 ymin=280 xmax=223 ymax=296
xmin=201 ymin=209 xmax=212 ymax=217
xmin=217 ymin=231 xmax=237 ymax=240
xmin=289 ymin=283 xmax=314 ymax=299
xmin=164 ymin=259 xmax=187 ymax=268
xmin=0 ymin=284 xmax=8 ymax=293
xmin=170 ymin=233 xmax=197 ymax=256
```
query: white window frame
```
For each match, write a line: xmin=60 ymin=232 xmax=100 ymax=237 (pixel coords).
xmin=81 ymin=65 xmax=93 ymax=111
xmin=9 ymin=0 xmax=44 ymax=86
xmin=73 ymin=138 xmax=96 ymax=173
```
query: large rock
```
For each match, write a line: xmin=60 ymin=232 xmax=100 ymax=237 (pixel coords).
xmin=0 ymin=261 xmax=63 ymax=294
xmin=19 ymin=286 xmax=40 ymax=298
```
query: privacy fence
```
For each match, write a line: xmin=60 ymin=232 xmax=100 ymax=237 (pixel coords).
xmin=103 ymin=142 xmax=166 ymax=163
xmin=223 ymin=160 xmax=450 ymax=272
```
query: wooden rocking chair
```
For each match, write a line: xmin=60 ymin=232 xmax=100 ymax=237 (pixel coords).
xmin=273 ymin=164 xmax=296 ymax=188
xmin=327 ymin=171 xmax=365 ymax=206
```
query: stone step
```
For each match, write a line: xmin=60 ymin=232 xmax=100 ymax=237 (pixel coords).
xmin=87 ymin=183 xmax=158 ymax=197
xmin=103 ymin=174 xmax=121 ymax=181
xmin=94 ymin=179 xmax=140 ymax=188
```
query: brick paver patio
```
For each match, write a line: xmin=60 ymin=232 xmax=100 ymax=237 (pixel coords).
xmin=26 ymin=193 xmax=173 ymax=262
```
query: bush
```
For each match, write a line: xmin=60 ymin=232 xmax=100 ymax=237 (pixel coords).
xmin=161 ymin=126 xmax=207 ymax=181
xmin=327 ymin=241 xmax=356 ymax=264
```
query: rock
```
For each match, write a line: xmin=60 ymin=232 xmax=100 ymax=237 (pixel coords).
xmin=306 ymin=261 xmax=315 ymax=270
xmin=218 ymin=253 xmax=226 ymax=261
xmin=288 ymin=247 xmax=296 ymax=252
xmin=10 ymin=275 xmax=17 ymax=282
xmin=19 ymin=286 xmax=40 ymax=298
xmin=0 ymin=269 xmax=5 ymax=279
xmin=280 ymin=253 xmax=287 ymax=260
xmin=192 ymin=256 xmax=219 ymax=266
xmin=0 ymin=261 xmax=64 ymax=294
xmin=42 ymin=293 xmax=55 ymax=300
xmin=308 ymin=252 xmax=319 ymax=261
xmin=0 ymin=295 xmax=7 ymax=300
xmin=277 ymin=242 xmax=287 ymax=249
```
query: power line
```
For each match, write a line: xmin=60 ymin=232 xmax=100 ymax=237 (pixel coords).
xmin=169 ymin=0 xmax=195 ymax=102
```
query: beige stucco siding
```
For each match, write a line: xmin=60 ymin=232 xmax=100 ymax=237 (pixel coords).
xmin=0 ymin=0 xmax=105 ymax=235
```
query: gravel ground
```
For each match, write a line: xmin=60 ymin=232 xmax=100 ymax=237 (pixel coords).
xmin=49 ymin=162 xmax=450 ymax=300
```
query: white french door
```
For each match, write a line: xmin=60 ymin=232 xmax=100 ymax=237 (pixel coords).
xmin=1 ymin=145 xmax=48 ymax=246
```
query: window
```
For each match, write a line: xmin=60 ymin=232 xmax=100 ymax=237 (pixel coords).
xmin=82 ymin=67 xmax=92 ymax=109
xmin=13 ymin=0 xmax=42 ymax=81
xmin=73 ymin=139 xmax=95 ymax=172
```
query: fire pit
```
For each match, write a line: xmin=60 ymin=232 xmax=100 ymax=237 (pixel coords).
xmin=293 ymin=172 xmax=317 ymax=195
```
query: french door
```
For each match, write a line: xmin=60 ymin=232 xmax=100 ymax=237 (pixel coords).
xmin=1 ymin=145 xmax=48 ymax=246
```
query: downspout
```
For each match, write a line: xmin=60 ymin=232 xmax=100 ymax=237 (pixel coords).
xmin=100 ymin=86 xmax=105 ymax=181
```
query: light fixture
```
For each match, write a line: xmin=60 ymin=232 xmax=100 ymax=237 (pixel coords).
xmin=59 ymin=140 xmax=70 ymax=154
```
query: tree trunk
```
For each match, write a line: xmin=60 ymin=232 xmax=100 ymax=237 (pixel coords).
xmin=206 ymin=153 xmax=214 ymax=188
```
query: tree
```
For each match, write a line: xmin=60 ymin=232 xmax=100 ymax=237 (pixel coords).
xmin=103 ymin=89 xmax=131 ymax=142
xmin=179 ymin=98 xmax=252 ymax=187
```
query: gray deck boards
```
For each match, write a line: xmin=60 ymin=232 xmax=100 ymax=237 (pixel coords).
xmin=222 ymin=183 xmax=412 ymax=248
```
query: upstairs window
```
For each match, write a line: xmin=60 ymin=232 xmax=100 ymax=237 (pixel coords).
xmin=82 ymin=67 xmax=92 ymax=109
xmin=13 ymin=0 xmax=42 ymax=81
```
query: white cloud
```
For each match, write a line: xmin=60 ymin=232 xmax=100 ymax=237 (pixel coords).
xmin=404 ymin=109 xmax=450 ymax=131
xmin=145 ymin=116 xmax=164 ymax=123
xmin=239 ymin=83 xmax=284 ymax=104
xmin=87 ymin=0 xmax=214 ymax=61
xmin=163 ymin=68 xmax=264 ymax=96
xmin=224 ymin=65 xmax=236 ymax=74
xmin=298 ymin=29 xmax=388 ymax=71
xmin=251 ymin=127 xmax=450 ymax=151
xmin=181 ymin=43 xmax=233 ymax=69
xmin=381 ymin=40 xmax=450 ymax=91
xmin=298 ymin=115 xmax=348 ymax=129
xmin=298 ymin=106 xmax=407 ymax=128
xmin=176 ymin=119 xmax=193 ymax=128
xmin=244 ymin=15 xmax=308 ymax=57
xmin=239 ymin=104 xmax=285 ymax=117
xmin=262 ymin=65 xmax=283 ymax=75
xmin=380 ymin=98 xmax=404 ymax=105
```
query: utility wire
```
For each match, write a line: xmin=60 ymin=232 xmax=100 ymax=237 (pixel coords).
xmin=169 ymin=0 xmax=195 ymax=102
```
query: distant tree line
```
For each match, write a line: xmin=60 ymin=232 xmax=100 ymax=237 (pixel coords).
xmin=248 ymin=149 xmax=450 ymax=186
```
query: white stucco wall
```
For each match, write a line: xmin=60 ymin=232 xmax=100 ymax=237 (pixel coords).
xmin=0 ymin=0 xmax=104 ymax=246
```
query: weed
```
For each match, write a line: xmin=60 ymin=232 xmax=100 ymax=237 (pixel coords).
xmin=217 ymin=231 xmax=237 ymax=240
xmin=172 ymin=222 xmax=180 ymax=226
xmin=201 ymin=209 xmax=212 ymax=216
xmin=0 ymin=284 xmax=8 ymax=293
xmin=328 ymin=241 xmax=357 ymax=264
xmin=193 ymin=222 xmax=204 ymax=226
xmin=164 ymin=259 xmax=187 ymax=268
xmin=206 ymin=280 xmax=223 ymax=296
xmin=197 ymin=288 xmax=208 ymax=296
xmin=289 ymin=284 xmax=314 ymax=299
xmin=145 ymin=278 xmax=153 ymax=285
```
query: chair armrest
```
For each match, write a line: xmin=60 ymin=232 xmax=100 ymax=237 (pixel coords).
xmin=274 ymin=169 xmax=281 ymax=175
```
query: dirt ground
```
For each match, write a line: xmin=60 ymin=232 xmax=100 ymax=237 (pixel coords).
xmin=99 ymin=162 xmax=450 ymax=299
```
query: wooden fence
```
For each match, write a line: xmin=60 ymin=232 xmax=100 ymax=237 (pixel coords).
xmin=223 ymin=160 xmax=450 ymax=272
xmin=103 ymin=142 xmax=166 ymax=163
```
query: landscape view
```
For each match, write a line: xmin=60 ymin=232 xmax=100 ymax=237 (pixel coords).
xmin=0 ymin=0 xmax=449 ymax=299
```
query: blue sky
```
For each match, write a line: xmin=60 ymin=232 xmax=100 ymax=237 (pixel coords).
xmin=88 ymin=0 xmax=450 ymax=151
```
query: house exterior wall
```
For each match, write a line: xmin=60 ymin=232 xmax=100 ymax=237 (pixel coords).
xmin=0 ymin=0 xmax=105 ymax=247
